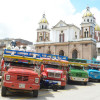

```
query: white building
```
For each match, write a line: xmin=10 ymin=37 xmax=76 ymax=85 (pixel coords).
xmin=35 ymin=6 xmax=97 ymax=60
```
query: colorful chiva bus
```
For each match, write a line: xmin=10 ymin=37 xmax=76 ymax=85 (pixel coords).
xmin=87 ymin=64 xmax=100 ymax=81
xmin=68 ymin=58 xmax=100 ymax=81
xmin=67 ymin=62 xmax=89 ymax=85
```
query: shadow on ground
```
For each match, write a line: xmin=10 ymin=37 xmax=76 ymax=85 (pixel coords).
xmin=2 ymin=89 xmax=55 ymax=100
xmin=1 ymin=82 xmax=97 ymax=100
xmin=67 ymin=81 xmax=94 ymax=86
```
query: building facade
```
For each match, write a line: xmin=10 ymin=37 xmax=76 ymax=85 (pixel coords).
xmin=35 ymin=7 xmax=97 ymax=60
xmin=95 ymin=24 xmax=100 ymax=58
xmin=0 ymin=38 xmax=33 ymax=59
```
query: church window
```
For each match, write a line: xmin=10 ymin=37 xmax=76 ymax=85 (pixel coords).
xmin=72 ymin=49 xmax=78 ymax=59
xmin=85 ymin=44 xmax=88 ymax=46
xmin=98 ymin=48 xmax=100 ymax=53
xmin=61 ymin=30 xmax=63 ymax=33
xmin=47 ymin=51 xmax=51 ymax=54
xmin=75 ymin=32 xmax=77 ymax=39
xmin=98 ymin=33 xmax=100 ymax=37
xmin=84 ymin=29 xmax=88 ymax=38
xmin=87 ymin=19 xmax=89 ymax=22
xmin=87 ymin=31 xmax=88 ymax=37
xmin=59 ymin=31 xmax=64 ymax=42
xmin=59 ymin=34 xmax=61 ymax=42
xmin=39 ymin=47 xmax=41 ymax=49
xmin=39 ymin=36 xmax=43 ymax=41
xmin=74 ymin=44 xmax=76 ymax=47
xmin=84 ymin=32 xmax=86 ymax=38
xmin=59 ymin=50 xmax=64 ymax=56
xmin=42 ymin=25 xmax=43 ymax=29
xmin=46 ymin=37 xmax=48 ymax=41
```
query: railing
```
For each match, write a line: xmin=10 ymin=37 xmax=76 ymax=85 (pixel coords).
xmin=4 ymin=49 xmax=68 ymax=61
xmin=68 ymin=58 xmax=100 ymax=67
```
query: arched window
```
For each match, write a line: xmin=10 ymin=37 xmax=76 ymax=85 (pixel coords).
xmin=59 ymin=50 xmax=64 ymax=56
xmin=75 ymin=32 xmax=77 ymax=39
xmin=84 ymin=29 xmax=88 ymax=38
xmin=39 ymin=36 xmax=43 ymax=41
xmin=47 ymin=51 xmax=51 ymax=54
xmin=87 ymin=19 xmax=89 ymax=22
xmin=84 ymin=32 xmax=86 ymax=38
xmin=59 ymin=34 xmax=64 ymax=42
xmin=42 ymin=25 xmax=43 ymax=29
xmin=87 ymin=31 xmax=88 ymax=37
xmin=72 ymin=49 xmax=78 ymax=59
xmin=59 ymin=31 xmax=64 ymax=42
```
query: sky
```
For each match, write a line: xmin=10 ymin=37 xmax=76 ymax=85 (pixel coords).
xmin=0 ymin=0 xmax=100 ymax=44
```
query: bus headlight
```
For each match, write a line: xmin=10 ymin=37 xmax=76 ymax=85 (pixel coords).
xmin=61 ymin=78 xmax=66 ymax=81
xmin=6 ymin=75 xmax=10 ymax=80
xmin=35 ymin=78 xmax=39 ymax=83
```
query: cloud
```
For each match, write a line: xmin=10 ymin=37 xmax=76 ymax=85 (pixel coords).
xmin=90 ymin=7 xmax=100 ymax=25
xmin=64 ymin=7 xmax=100 ymax=28
xmin=0 ymin=0 xmax=76 ymax=43
xmin=0 ymin=0 xmax=100 ymax=44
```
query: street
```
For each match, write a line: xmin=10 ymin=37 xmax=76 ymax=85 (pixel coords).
xmin=0 ymin=82 xmax=100 ymax=100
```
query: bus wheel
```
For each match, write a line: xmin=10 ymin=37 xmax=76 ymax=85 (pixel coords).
xmin=52 ymin=85 xmax=58 ymax=91
xmin=61 ymin=86 xmax=65 ymax=89
xmin=98 ymin=79 xmax=100 ymax=82
xmin=1 ymin=86 xmax=7 ymax=96
xmin=84 ymin=82 xmax=87 ymax=85
xmin=67 ymin=78 xmax=71 ymax=84
xmin=33 ymin=90 xmax=38 ymax=97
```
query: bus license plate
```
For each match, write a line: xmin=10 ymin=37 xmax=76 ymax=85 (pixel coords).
xmin=19 ymin=84 xmax=25 ymax=88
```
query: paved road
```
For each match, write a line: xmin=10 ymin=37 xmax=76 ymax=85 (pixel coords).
xmin=0 ymin=82 xmax=100 ymax=100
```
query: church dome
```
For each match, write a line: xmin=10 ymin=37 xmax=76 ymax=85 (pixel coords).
xmin=95 ymin=24 xmax=100 ymax=31
xmin=83 ymin=6 xmax=93 ymax=17
xmin=39 ymin=14 xmax=48 ymax=23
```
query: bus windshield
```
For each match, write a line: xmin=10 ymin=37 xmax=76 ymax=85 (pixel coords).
xmin=71 ymin=66 xmax=84 ymax=70
xmin=88 ymin=67 xmax=99 ymax=70
xmin=44 ymin=64 xmax=62 ymax=70
xmin=10 ymin=62 xmax=34 ymax=68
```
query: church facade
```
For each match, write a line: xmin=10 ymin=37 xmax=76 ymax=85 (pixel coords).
xmin=35 ymin=7 xmax=97 ymax=60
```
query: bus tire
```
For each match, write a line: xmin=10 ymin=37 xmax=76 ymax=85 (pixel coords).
xmin=33 ymin=90 xmax=38 ymax=97
xmin=84 ymin=82 xmax=87 ymax=85
xmin=61 ymin=86 xmax=65 ymax=89
xmin=67 ymin=78 xmax=71 ymax=84
xmin=1 ymin=86 xmax=7 ymax=96
xmin=53 ymin=85 xmax=58 ymax=91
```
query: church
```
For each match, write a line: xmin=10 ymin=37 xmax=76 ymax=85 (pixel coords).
xmin=35 ymin=7 xmax=97 ymax=60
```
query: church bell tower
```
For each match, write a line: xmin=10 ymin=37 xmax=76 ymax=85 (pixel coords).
xmin=37 ymin=14 xmax=50 ymax=42
xmin=80 ymin=6 xmax=96 ymax=39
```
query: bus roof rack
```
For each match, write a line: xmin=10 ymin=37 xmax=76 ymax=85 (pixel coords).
xmin=3 ymin=49 xmax=68 ymax=61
